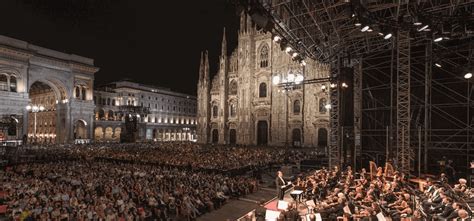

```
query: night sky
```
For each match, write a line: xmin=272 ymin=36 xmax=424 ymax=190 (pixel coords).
xmin=0 ymin=0 xmax=239 ymax=95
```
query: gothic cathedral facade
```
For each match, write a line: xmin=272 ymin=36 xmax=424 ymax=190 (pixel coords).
xmin=197 ymin=13 xmax=331 ymax=147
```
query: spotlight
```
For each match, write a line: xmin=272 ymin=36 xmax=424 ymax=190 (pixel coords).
xmin=330 ymin=83 xmax=337 ymax=88
xmin=367 ymin=29 xmax=373 ymax=32
xmin=321 ymin=85 xmax=327 ymax=90
xmin=414 ymin=21 xmax=422 ymax=26
xmin=378 ymin=32 xmax=384 ymax=36
xmin=361 ymin=26 xmax=370 ymax=32
xmin=355 ymin=22 xmax=362 ymax=27
xmin=285 ymin=46 xmax=292 ymax=53
xmin=435 ymin=63 xmax=442 ymax=68
xmin=342 ymin=82 xmax=349 ymax=88
xmin=434 ymin=37 xmax=443 ymax=42
xmin=272 ymin=75 xmax=281 ymax=85
xmin=384 ymin=33 xmax=392 ymax=39
xmin=465 ymin=72 xmax=472 ymax=79
xmin=292 ymin=52 xmax=298 ymax=58
xmin=418 ymin=25 xmax=429 ymax=32
xmin=325 ymin=104 xmax=331 ymax=109
xmin=273 ymin=35 xmax=281 ymax=42
xmin=301 ymin=60 xmax=306 ymax=66
xmin=295 ymin=74 xmax=304 ymax=85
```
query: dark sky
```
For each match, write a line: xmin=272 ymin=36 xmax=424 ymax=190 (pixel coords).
xmin=0 ymin=0 xmax=239 ymax=95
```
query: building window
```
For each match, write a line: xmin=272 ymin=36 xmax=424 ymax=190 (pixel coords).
xmin=81 ymin=87 xmax=86 ymax=100
xmin=260 ymin=44 xmax=269 ymax=68
xmin=10 ymin=76 xmax=17 ymax=92
xmin=107 ymin=98 xmax=111 ymax=105
xmin=112 ymin=99 xmax=116 ymax=106
xmin=293 ymin=100 xmax=301 ymax=114
xmin=229 ymin=80 xmax=237 ymax=95
xmin=259 ymin=82 xmax=267 ymax=98
xmin=230 ymin=103 xmax=237 ymax=117
xmin=0 ymin=74 xmax=7 ymax=91
xmin=212 ymin=106 xmax=218 ymax=118
xmin=75 ymin=87 xmax=80 ymax=98
xmin=319 ymin=98 xmax=327 ymax=113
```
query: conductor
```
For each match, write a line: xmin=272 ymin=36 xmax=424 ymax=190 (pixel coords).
xmin=276 ymin=171 xmax=287 ymax=200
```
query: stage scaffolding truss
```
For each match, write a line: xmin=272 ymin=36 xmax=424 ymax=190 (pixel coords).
xmin=245 ymin=0 xmax=474 ymax=174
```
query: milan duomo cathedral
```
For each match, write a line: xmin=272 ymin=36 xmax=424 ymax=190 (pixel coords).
xmin=197 ymin=13 xmax=331 ymax=147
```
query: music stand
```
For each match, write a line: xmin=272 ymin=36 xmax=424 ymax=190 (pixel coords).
xmin=290 ymin=190 xmax=303 ymax=206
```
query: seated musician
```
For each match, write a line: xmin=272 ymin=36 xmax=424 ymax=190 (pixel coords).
xmin=453 ymin=178 xmax=468 ymax=195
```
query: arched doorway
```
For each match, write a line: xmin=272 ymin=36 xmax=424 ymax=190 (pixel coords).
xmin=229 ymin=129 xmax=237 ymax=145
xmin=212 ymin=129 xmax=218 ymax=144
xmin=27 ymin=81 xmax=59 ymax=144
xmin=318 ymin=128 xmax=328 ymax=147
xmin=257 ymin=121 xmax=268 ymax=145
xmin=292 ymin=128 xmax=301 ymax=147
xmin=74 ymin=120 xmax=87 ymax=139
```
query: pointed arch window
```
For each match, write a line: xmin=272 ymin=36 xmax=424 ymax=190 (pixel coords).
xmin=230 ymin=102 xmax=237 ymax=117
xmin=229 ymin=80 xmax=238 ymax=95
xmin=293 ymin=100 xmax=301 ymax=114
xmin=260 ymin=44 xmax=269 ymax=68
xmin=319 ymin=98 xmax=327 ymax=113
xmin=259 ymin=82 xmax=267 ymax=98
xmin=212 ymin=105 xmax=218 ymax=118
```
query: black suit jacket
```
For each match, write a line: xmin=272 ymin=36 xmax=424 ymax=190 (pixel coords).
xmin=276 ymin=177 xmax=286 ymax=191
xmin=439 ymin=204 xmax=454 ymax=218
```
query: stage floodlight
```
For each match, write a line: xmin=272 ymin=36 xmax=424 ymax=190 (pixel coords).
xmin=465 ymin=72 xmax=472 ymax=79
xmin=273 ymin=35 xmax=281 ymax=42
xmin=418 ymin=24 xmax=429 ymax=31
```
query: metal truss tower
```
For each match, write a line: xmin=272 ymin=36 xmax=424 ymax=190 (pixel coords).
xmin=396 ymin=31 xmax=412 ymax=174
xmin=353 ymin=59 xmax=362 ymax=171
xmin=329 ymin=62 xmax=341 ymax=169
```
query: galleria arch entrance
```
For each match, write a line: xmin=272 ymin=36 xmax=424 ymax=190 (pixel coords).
xmin=26 ymin=81 xmax=62 ymax=144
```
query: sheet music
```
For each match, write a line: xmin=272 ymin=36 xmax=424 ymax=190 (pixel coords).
xmin=277 ymin=200 xmax=289 ymax=210
xmin=265 ymin=209 xmax=281 ymax=220
xmin=343 ymin=205 xmax=352 ymax=214
xmin=290 ymin=190 xmax=303 ymax=194
xmin=376 ymin=212 xmax=387 ymax=221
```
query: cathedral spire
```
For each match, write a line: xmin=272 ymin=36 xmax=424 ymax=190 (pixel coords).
xmin=221 ymin=27 xmax=227 ymax=58
xmin=239 ymin=10 xmax=246 ymax=34
xmin=204 ymin=50 xmax=209 ymax=81
xmin=246 ymin=12 xmax=253 ymax=33
xmin=198 ymin=51 xmax=204 ymax=81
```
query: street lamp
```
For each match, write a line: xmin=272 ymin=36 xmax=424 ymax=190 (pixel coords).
xmin=26 ymin=104 xmax=45 ymax=143
xmin=273 ymin=70 xmax=305 ymax=146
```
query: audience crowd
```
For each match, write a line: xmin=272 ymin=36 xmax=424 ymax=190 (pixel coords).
xmin=1 ymin=142 xmax=318 ymax=220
